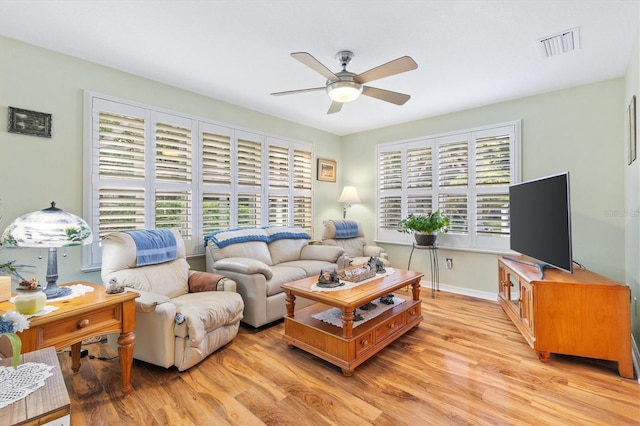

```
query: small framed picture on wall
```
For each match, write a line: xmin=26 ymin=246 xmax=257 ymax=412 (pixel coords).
xmin=7 ymin=106 xmax=52 ymax=138
xmin=317 ymin=158 xmax=337 ymax=182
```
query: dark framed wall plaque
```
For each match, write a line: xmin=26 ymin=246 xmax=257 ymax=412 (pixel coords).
xmin=7 ymin=107 xmax=52 ymax=138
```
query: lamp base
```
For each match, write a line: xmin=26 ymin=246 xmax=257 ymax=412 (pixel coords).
xmin=44 ymin=285 xmax=72 ymax=299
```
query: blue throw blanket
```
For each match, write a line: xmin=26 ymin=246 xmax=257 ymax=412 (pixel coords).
xmin=127 ymin=229 xmax=178 ymax=267
xmin=333 ymin=220 xmax=359 ymax=239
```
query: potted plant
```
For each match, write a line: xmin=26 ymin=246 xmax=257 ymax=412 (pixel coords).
xmin=398 ymin=211 xmax=450 ymax=246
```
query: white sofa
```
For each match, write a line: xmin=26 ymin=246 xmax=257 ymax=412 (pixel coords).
xmin=205 ymin=226 xmax=348 ymax=328
xmin=101 ymin=229 xmax=244 ymax=371
xmin=321 ymin=219 xmax=390 ymax=267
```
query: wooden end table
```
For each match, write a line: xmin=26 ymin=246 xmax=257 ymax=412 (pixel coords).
xmin=0 ymin=281 xmax=138 ymax=396
xmin=0 ymin=346 xmax=71 ymax=426
xmin=282 ymin=269 xmax=423 ymax=376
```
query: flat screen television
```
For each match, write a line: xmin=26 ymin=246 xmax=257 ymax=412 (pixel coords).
xmin=508 ymin=172 xmax=573 ymax=277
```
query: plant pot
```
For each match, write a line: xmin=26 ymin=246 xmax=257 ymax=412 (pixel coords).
xmin=414 ymin=233 xmax=437 ymax=246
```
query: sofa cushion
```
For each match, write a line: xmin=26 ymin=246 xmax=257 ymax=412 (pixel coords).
xmin=280 ymin=260 xmax=339 ymax=278
xmin=269 ymin=238 xmax=308 ymax=264
xmin=209 ymin=240 xmax=273 ymax=266
xmin=265 ymin=265 xmax=308 ymax=296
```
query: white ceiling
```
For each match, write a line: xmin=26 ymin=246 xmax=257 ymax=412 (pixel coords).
xmin=0 ymin=0 xmax=638 ymax=136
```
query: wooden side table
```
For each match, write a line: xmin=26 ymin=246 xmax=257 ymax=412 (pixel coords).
xmin=0 ymin=346 xmax=71 ymax=426
xmin=0 ymin=281 xmax=138 ymax=396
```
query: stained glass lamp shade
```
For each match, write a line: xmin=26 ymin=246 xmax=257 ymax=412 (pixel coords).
xmin=1 ymin=202 xmax=93 ymax=299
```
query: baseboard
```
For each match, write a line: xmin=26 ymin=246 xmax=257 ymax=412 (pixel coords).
xmin=421 ymin=279 xmax=496 ymax=301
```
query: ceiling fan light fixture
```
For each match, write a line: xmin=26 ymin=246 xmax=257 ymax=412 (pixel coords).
xmin=326 ymin=81 xmax=363 ymax=103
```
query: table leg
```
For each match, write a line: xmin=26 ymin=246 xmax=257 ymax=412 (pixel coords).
xmin=70 ymin=342 xmax=82 ymax=373
xmin=411 ymin=279 xmax=421 ymax=301
xmin=117 ymin=331 xmax=135 ymax=397
xmin=285 ymin=291 xmax=296 ymax=317
xmin=341 ymin=309 xmax=355 ymax=338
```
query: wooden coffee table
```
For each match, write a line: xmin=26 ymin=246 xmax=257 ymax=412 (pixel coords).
xmin=282 ymin=269 xmax=423 ymax=376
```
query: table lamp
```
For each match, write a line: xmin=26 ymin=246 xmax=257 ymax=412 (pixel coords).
xmin=338 ymin=186 xmax=361 ymax=219
xmin=1 ymin=202 xmax=93 ymax=299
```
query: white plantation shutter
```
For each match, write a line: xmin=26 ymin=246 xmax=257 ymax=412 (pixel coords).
xmin=475 ymin=134 xmax=511 ymax=186
xmin=439 ymin=193 xmax=468 ymax=234
xmin=237 ymin=133 xmax=263 ymax=227
xmin=155 ymin=122 xmax=192 ymax=183
xmin=406 ymin=146 xmax=432 ymax=189
xmin=377 ymin=148 xmax=404 ymax=240
xmin=439 ymin=139 xmax=468 ymax=188
xmin=294 ymin=195 xmax=312 ymax=233
xmin=293 ymin=149 xmax=313 ymax=232
xmin=408 ymin=195 xmax=432 ymax=216
xmin=238 ymin=193 xmax=262 ymax=227
xmin=476 ymin=193 xmax=510 ymax=235
xmin=376 ymin=122 xmax=519 ymax=251
xmin=268 ymin=195 xmax=289 ymax=225
xmin=98 ymin=111 xmax=145 ymax=179
xmin=269 ymin=145 xmax=289 ymax=188
xmin=202 ymin=193 xmax=231 ymax=234
xmin=293 ymin=149 xmax=312 ymax=190
xmin=268 ymin=143 xmax=289 ymax=226
xmin=155 ymin=190 xmax=192 ymax=238
xmin=98 ymin=188 xmax=145 ymax=238
xmin=85 ymin=92 xmax=314 ymax=269
xmin=237 ymin=137 xmax=262 ymax=186
xmin=202 ymin=131 xmax=231 ymax=185
xmin=201 ymin=124 xmax=232 ymax=238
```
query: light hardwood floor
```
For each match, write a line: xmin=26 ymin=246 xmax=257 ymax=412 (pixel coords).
xmin=58 ymin=289 xmax=639 ymax=425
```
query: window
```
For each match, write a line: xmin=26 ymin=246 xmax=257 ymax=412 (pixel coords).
xmin=376 ymin=122 xmax=520 ymax=252
xmin=84 ymin=92 xmax=313 ymax=269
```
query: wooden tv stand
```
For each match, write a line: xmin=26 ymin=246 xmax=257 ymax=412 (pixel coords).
xmin=497 ymin=256 xmax=634 ymax=379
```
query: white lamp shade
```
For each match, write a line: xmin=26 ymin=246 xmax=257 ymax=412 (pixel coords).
xmin=327 ymin=81 xmax=363 ymax=103
xmin=2 ymin=202 xmax=93 ymax=248
xmin=338 ymin=186 xmax=361 ymax=203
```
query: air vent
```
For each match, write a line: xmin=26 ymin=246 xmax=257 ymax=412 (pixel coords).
xmin=537 ymin=27 xmax=580 ymax=58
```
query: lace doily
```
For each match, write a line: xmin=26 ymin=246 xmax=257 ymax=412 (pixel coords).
xmin=0 ymin=362 xmax=55 ymax=409
xmin=311 ymin=296 xmax=405 ymax=328
xmin=310 ymin=267 xmax=395 ymax=292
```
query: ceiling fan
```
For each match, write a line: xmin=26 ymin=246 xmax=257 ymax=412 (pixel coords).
xmin=271 ymin=51 xmax=418 ymax=114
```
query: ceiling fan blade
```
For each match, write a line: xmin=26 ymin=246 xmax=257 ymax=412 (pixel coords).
xmin=362 ymin=86 xmax=411 ymax=105
xmin=291 ymin=52 xmax=340 ymax=82
xmin=355 ymin=56 xmax=418 ymax=84
xmin=271 ymin=87 xmax=325 ymax=96
xmin=327 ymin=101 xmax=343 ymax=114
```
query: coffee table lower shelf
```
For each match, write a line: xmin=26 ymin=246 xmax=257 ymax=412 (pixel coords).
xmin=283 ymin=299 xmax=422 ymax=376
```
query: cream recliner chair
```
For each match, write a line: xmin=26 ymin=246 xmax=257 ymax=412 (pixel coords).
xmin=321 ymin=220 xmax=390 ymax=267
xmin=101 ymin=229 xmax=244 ymax=371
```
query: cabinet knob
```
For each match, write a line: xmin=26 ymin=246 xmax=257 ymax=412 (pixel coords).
xmin=77 ymin=318 xmax=90 ymax=328
xmin=360 ymin=339 xmax=369 ymax=346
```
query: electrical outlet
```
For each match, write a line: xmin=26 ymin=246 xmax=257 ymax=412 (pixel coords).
xmin=446 ymin=258 xmax=453 ymax=269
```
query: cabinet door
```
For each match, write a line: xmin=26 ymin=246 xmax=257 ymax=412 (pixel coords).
xmin=519 ymin=280 xmax=534 ymax=336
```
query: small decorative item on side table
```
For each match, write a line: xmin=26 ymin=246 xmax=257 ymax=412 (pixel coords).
xmin=106 ymin=277 xmax=125 ymax=294
xmin=13 ymin=279 xmax=46 ymax=315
